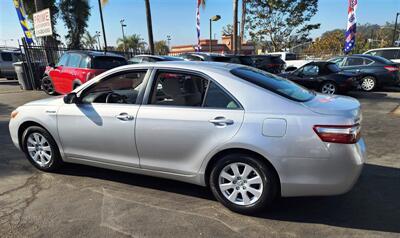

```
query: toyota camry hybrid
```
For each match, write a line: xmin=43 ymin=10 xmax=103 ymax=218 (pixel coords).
xmin=9 ymin=61 xmax=366 ymax=214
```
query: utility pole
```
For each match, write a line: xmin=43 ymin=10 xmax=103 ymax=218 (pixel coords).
xmin=393 ymin=13 xmax=400 ymax=46
xmin=145 ymin=0 xmax=155 ymax=55
xmin=120 ymin=19 xmax=127 ymax=52
xmin=166 ymin=35 xmax=171 ymax=50
xmin=98 ymin=0 xmax=108 ymax=52
xmin=232 ymin=0 xmax=239 ymax=55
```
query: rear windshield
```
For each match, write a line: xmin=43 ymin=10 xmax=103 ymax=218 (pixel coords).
xmin=162 ymin=56 xmax=184 ymax=61
xmin=231 ymin=67 xmax=315 ymax=102
xmin=92 ymin=56 xmax=127 ymax=69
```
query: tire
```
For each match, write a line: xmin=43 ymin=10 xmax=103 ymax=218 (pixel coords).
xmin=41 ymin=76 xmax=57 ymax=95
xmin=360 ymin=76 xmax=376 ymax=92
xmin=22 ymin=126 xmax=63 ymax=172
xmin=209 ymin=153 xmax=279 ymax=214
xmin=320 ymin=81 xmax=337 ymax=94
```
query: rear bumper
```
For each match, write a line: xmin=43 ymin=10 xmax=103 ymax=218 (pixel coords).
xmin=377 ymin=72 xmax=400 ymax=86
xmin=280 ymin=138 xmax=366 ymax=197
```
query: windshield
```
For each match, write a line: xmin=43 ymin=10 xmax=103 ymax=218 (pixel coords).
xmin=231 ymin=67 xmax=315 ymax=102
xmin=327 ymin=63 xmax=341 ymax=72
xmin=92 ymin=56 xmax=127 ymax=69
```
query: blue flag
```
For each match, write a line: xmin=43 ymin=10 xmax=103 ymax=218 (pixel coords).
xmin=13 ymin=0 xmax=34 ymax=44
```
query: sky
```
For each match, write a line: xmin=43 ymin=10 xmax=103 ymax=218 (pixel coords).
xmin=1 ymin=0 xmax=399 ymax=48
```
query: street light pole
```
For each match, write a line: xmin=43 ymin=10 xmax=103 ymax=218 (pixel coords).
xmin=97 ymin=0 xmax=108 ymax=52
xmin=95 ymin=31 xmax=101 ymax=50
xmin=393 ymin=13 xmax=400 ymax=46
xmin=167 ymin=35 xmax=171 ymax=50
xmin=120 ymin=19 xmax=127 ymax=52
xmin=209 ymin=15 xmax=221 ymax=53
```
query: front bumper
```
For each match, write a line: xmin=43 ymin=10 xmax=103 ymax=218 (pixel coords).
xmin=280 ymin=138 xmax=366 ymax=197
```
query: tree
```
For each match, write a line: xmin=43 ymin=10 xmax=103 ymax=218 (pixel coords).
xmin=82 ymin=32 xmax=98 ymax=49
xmin=154 ymin=40 xmax=169 ymax=55
xmin=117 ymin=34 xmax=147 ymax=52
xmin=59 ymin=0 xmax=91 ymax=49
xmin=222 ymin=24 xmax=233 ymax=36
xmin=232 ymin=0 xmax=239 ymax=54
xmin=246 ymin=0 xmax=320 ymax=52
xmin=144 ymin=0 xmax=155 ymax=55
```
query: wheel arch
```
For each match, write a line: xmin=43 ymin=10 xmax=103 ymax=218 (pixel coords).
xmin=18 ymin=121 xmax=56 ymax=152
xmin=204 ymin=148 xmax=281 ymax=195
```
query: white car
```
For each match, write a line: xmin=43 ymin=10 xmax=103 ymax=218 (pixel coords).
xmin=363 ymin=47 xmax=400 ymax=64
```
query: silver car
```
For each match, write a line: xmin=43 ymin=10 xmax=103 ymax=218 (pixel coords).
xmin=9 ymin=61 xmax=366 ymax=213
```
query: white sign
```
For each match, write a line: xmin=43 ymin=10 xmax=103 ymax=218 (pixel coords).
xmin=33 ymin=8 xmax=53 ymax=37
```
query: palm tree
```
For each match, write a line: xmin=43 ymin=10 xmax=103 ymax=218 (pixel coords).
xmin=144 ymin=0 xmax=154 ymax=55
xmin=117 ymin=34 xmax=146 ymax=52
xmin=233 ymin=0 xmax=239 ymax=54
xmin=240 ymin=0 xmax=247 ymax=51
xmin=82 ymin=31 xmax=97 ymax=49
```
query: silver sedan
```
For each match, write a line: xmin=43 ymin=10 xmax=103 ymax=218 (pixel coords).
xmin=9 ymin=61 xmax=366 ymax=214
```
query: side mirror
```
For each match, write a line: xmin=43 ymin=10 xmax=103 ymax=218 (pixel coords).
xmin=63 ymin=92 xmax=79 ymax=104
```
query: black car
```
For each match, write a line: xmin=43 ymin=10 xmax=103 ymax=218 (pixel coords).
xmin=225 ymin=55 xmax=255 ymax=66
xmin=328 ymin=54 xmax=400 ymax=91
xmin=128 ymin=55 xmax=184 ymax=64
xmin=279 ymin=61 xmax=358 ymax=94
xmin=251 ymin=55 xmax=286 ymax=74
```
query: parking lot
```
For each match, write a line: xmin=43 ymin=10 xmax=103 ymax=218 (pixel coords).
xmin=0 ymin=78 xmax=399 ymax=238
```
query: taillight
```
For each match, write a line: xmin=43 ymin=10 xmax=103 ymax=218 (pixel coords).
xmin=384 ymin=66 xmax=399 ymax=72
xmin=313 ymin=124 xmax=361 ymax=144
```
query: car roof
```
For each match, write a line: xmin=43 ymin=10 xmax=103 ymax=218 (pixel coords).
xmin=113 ymin=60 xmax=240 ymax=73
xmin=67 ymin=50 xmax=125 ymax=58
xmin=364 ymin=47 xmax=400 ymax=52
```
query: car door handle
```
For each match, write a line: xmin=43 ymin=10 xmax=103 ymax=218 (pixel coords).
xmin=209 ymin=117 xmax=234 ymax=126
xmin=116 ymin=113 xmax=134 ymax=121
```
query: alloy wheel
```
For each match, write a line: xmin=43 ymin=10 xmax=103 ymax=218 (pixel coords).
xmin=361 ymin=77 xmax=375 ymax=91
xmin=321 ymin=83 xmax=336 ymax=94
xmin=26 ymin=132 xmax=53 ymax=167
xmin=218 ymin=162 xmax=264 ymax=206
xmin=41 ymin=77 xmax=55 ymax=95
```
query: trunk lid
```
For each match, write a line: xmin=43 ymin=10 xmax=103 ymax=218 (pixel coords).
xmin=303 ymin=93 xmax=361 ymax=119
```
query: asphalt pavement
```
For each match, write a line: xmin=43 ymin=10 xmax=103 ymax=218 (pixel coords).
xmin=0 ymin=78 xmax=399 ymax=238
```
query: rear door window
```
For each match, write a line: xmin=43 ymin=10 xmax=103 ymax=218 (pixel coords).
xmin=204 ymin=81 xmax=239 ymax=109
xmin=92 ymin=56 xmax=127 ymax=69
xmin=231 ymin=67 xmax=315 ymax=102
xmin=79 ymin=56 xmax=90 ymax=68
xmin=344 ymin=57 xmax=364 ymax=66
xmin=1 ymin=52 xmax=13 ymax=62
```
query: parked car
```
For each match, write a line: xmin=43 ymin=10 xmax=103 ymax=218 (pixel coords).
xmin=328 ymin=54 xmax=400 ymax=91
xmin=9 ymin=61 xmax=366 ymax=214
xmin=0 ymin=48 xmax=23 ymax=80
xmin=268 ymin=52 xmax=312 ymax=71
xmin=251 ymin=55 xmax=286 ymax=74
xmin=225 ymin=55 xmax=255 ymax=67
xmin=128 ymin=55 xmax=183 ymax=64
xmin=279 ymin=61 xmax=359 ymax=94
xmin=42 ymin=51 xmax=127 ymax=95
xmin=363 ymin=47 xmax=400 ymax=64
xmin=180 ymin=52 xmax=232 ymax=62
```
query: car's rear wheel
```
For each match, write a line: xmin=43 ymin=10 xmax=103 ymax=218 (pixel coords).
xmin=360 ymin=76 xmax=376 ymax=91
xmin=320 ymin=82 xmax=337 ymax=94
xmin=210 ymin=154 xmax=278 ymax=214
xmin=22 ymin=126 xmax=63 ymax=171
xmin=41 ymin=76 xmax=57 ymax=95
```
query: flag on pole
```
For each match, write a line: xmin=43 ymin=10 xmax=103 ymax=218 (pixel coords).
xmin=13 ymin=0 xmax=33 ymax=44
xmin=344 ymin=0 xmax=357 ymax=54
xmin=195 ymin=0 xmax=201 ymax=52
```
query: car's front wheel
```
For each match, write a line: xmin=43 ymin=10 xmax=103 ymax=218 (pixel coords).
xmin=360 ymin=76 xmax=376 ymax=91
xmin=41 ymin=76 xmax=57 ymax=95
xmin=320 ymin=82 xmax=337 ymax=94
xmin=210 ymin=154 xmax=278 ymax=214
xmin=22 ymin=126 xmax=63 ymax=171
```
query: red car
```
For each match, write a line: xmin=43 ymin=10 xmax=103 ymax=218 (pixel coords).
xmin=41 ymin=51 xmax=127 ymax=95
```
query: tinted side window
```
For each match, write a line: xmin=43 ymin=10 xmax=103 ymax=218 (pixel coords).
xmin=56 ymin=54 xmax=69 ymax=66
xmin=67 ymin=53 xmax=82 ymax=68
xmin=81 ymin=71 xmax=147 ymax=104
xmin=302 ymin=65 xmax=319 ymax=76
xmin=150 ymin=71 xmax=208 ymax=107
xmin=92 ymin=57 xmax=127 ymax=69
xmin=379 ymin=50 xmax=398 ymax=59
xmin=1 ymin=52 xmax=13 ymax=61
xmin=345 ymin=57 xmax=364 ymax=66
xmin=204 ymin=81 xmax=239 ymax=109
